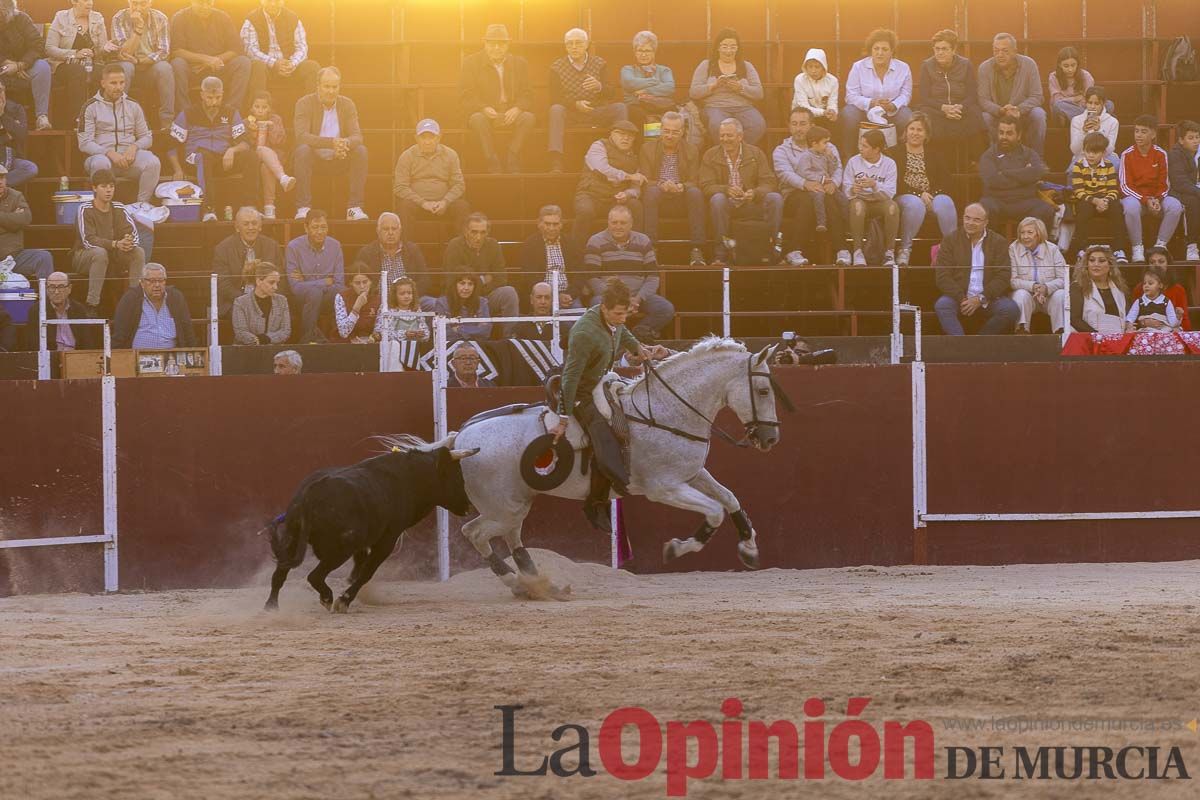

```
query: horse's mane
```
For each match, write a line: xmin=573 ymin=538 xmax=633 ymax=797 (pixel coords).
xmin=375 ymin=432 xmax=458 ymax=454
xmin=625 ymin=336 xmax=747 ymax=391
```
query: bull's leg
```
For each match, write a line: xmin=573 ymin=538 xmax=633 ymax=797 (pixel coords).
xmin=264 ymin=565 xmax=290 ymax=611
xmin=333 ymin=534 xmax=403 ymax=613
xmin=647 ymin=480 xmax=730 ymax=565
xmin=674 ymin=469 xmax=760 ymax=569
xmin=307 ymin=552 xmax=353 ymax=610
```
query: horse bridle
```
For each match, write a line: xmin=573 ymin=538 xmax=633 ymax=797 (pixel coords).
xmin=625 ymin=350 xmax=795 ymax=447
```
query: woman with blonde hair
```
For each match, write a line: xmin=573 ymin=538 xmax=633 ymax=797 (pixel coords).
xmin=1009 ymin=216 xmax=1068 ymax=333
xmin=1069 ymin=245 xmax=1128 ymax=334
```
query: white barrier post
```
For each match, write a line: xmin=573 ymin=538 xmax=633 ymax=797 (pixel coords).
xmin=911 ymin=360 xmax=927 ymax=530
xmin=378 ymin=269 xmax=390 ymax=372
xmin=37 ymin=278 xmax=50 ymax=379
xmin=1061 ymin=277 xmax=1073 ymax=348
xmin=722 ymin=267 xmax=731 ymax=338
xmin=101 ymin=324 xmax=118 ymax=590
xmin=890 ymin=266 xmax=901 ymax=364
xmin=207 ymin=274 xmax=222 ymax=376
xmin=550 ymin=269 xmax=563 ymax=362
xmin=432 ymin=316 xmax=450 ymax=582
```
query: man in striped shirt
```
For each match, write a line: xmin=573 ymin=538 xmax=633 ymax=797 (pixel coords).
xmin=583 ymin=204 xmax=674 ymax=338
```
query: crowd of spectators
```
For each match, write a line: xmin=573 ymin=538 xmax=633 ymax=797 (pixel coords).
xmin=0 ymin=1 xmax=1198 ymax=356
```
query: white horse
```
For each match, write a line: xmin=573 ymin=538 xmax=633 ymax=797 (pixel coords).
xmin=451 ymin=337 xmax=789 ymax=597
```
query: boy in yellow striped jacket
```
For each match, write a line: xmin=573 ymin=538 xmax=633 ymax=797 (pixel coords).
xmin=1067 ymin=132 xmax=1129 ymax=262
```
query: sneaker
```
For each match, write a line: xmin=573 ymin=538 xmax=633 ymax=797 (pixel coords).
xmin=883 ymin=249 xmax=896 ymax=267
xmin=1188 ymin=243 xmax=1200 ymax=262
xmin=1114 ymin=249 xmax=1128 ymax=264
xmin=896 ymin=247 xmax=911 ymax=267
xmin=852 ymin=249 xmax=867 ymax=267
xmin=202 ymin=210 xmax=218 ymax=223
xmin=835 ymin=249 xmax=852 ymax=266
xmin=263 ymin=204 xmax=276 ymax=220
xmin=785 ymin=250 xmax=810 ymax=267
xmin=295 ymin=206 xmax=310 ymax=220
xmin=280 ymin=175 xmax=297 ymax=192
xmin=1131 ymin=244 xmax=1145 ymax=264
xmin=814 ymin=223 xmax=827 ymax=233
xmin=347 ymin=206 xmax=369 ymax=222
xmin=35 ymin=114 xmax=51 ymax=131
xmin=688 ymin=247 xmax=706 ymax=266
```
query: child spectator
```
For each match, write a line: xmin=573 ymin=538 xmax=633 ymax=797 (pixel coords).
xmin=333 ymin=270 xmax=380 ymax=343
xmin=434 ymin=273 xmax=492 ymax=342
xmin=1069 ymin=132 xmax=1128 ymax=262
xmin=1133 ymin=246 xmax=1191 ymax=330
xmin=247 ymin=91 xmax=295 ymax=220
xmin=376 ymin=276 xmax=430 ymax=342
xmin=1049 ymin=47 xmax=1111 ymax=125
xmin=843 ymin=128 xmax=899 ymax=266
xmin=1118 ymin=115 xmax=1182 ymax=264
xmin=1125 ymin=264 xmax=1180 ymax=332
xmin=794 ymin=125 xmax=845 ymax=234
xmin=791 ymin=48 xmax=838 ymax=122
xmin=1166 ymin=120 xmax=1200 ymax=263
xmin=1068 ymin=87 xmax=1118 ymax=160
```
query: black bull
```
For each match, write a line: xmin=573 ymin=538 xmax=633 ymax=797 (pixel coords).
xmin=264 ymin=443 xmax=476 ymax=612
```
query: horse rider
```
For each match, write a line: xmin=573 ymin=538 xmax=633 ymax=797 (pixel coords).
xmin=551 ymin=279 xmax=670 ymax=532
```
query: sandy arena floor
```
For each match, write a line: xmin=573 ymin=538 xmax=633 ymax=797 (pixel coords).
xmin=2 ymin=553 xmax=1199 ymax=799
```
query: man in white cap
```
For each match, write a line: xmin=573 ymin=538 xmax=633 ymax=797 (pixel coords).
xmin=392 ymin=117 xmax=470 ymax=238
xmin=460 ymin=23 xmax=534 ymax=174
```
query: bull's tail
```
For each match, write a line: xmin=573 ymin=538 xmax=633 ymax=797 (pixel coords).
xmin=269 ymin=511 xmax=310 ymax=570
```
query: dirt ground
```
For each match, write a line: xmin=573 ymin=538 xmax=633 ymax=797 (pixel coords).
xmin=1 ymin=553 xmax=1198 ymax=799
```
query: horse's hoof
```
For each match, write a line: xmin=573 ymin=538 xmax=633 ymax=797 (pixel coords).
xmin=263 ymin=600 xmax=278 ymax=612
xmin=663 ymin=537 xmax=702 ymax=562
xmin=319 ymin=597 xmax=333 ymax=611
xmin=737 ymin=542 xmax=761 ymax=570
xmin=332 ymin=597 xmax=351 ymax=614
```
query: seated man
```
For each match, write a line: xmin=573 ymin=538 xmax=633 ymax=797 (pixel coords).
xmin=293 ymin=66 xmax=368 ymax=221
xmin=446 ymin=346 xmax=495 ymax=388
xmin=169 ymin=0 xmax=251 ymax=112
xmin=549 ymin=278 xmax=669 ymax=533
xmin=23 ymin=272 xmax=99 ymax=352
xmin=977 ymin=33 xmax=1047 ymax=155
xmin=241 ymin=0 xmax=321 ymax=100
xmin=351 ymin=212 xmax=433 ymax=305
xmin=0 ymin=1 xmax=51 ymax=130
xmin=72 ymin=169 xmax=146 ymax=311
xmin=393 ymin=118 xmax=469 ymax=239
xmin=1120 ymin=114 xmax=1184 ymax=264
xmin=934 ymin=203 xmax=1019 ymax=335
xmin=460 ymin=24 xmax=534 ymax=174
xmin=583 ymin=204 xmax=673 ymax=339
xmin=774 ymin=107 xmax=850 ymax=267
xmin=0 ymin=163 xmax=51 ymax=281
xmin=1167 ymin=120 xmax=1200 ymax=264
xmin=286 ymin=208 xmax=344 ymax=342
xmin=111 ymin=0 xmax=177 ymax=131
xmin=442 ymin=212 xmax=518 ymax=330
xmin=572 ymin=119 xmax=645 ymax=250
xmin=0 ymin=83 xmax=36 ymax=187
xmin=547 ymin=27 xmax=627 ymax=173
xmin=511 ymin=281 xmax=573 ymax=342
xmin=212 ymin=205 xmax=282 ymax=315
xmin=517 ymin=204 xmax=583 ymax=308
xmin=273 ymin=348 xmax=301 ymax=374
xmin=169 ymin=75 xmax=256 ymax=222
xmin=699 ymin=117 xmax=783 ymax=265
xmin=112 ymin=263 xmax=196 ymax=349
xmin=77 ymin=64 xmax=161 ymax=209
xmin=979 ymin=115 xmax=1054 ymax=231
xmin=640 ymin=110 xmax=707 ymax=266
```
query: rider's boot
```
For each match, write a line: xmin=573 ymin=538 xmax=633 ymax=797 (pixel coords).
xmin=583 ymin=419 xmax=629 ymax=533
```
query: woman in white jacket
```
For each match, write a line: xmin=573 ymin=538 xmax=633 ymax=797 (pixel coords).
xmin=1009 ymin=217 xmax=1068 ymax=333
xmin=1068 ymin=87 xmax=1119 ymax=160
xmin=791 ymin=48 xmax=839 ymax=122
xmin=1069 ymin=245 xmax=1128 ymax=334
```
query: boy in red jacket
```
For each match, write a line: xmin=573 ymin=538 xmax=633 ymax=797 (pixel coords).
xmin=1119 ymin=115 xmax=1183 ymax=264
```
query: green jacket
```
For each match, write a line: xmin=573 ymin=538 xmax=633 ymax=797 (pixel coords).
xmin=558 ymin=304 xmax=640 ymax=415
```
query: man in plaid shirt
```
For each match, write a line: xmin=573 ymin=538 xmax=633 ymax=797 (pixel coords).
xmin=546 ymin=27 xmax=627 ymax=174
xmin=240 ymin=0 xmax=321 ymax=102
xmin=112 ymin=0 xmax=177 ymax=130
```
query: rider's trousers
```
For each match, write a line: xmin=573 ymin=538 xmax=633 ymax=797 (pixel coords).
xmin=575 ymin=399 xmax=630 ymax=493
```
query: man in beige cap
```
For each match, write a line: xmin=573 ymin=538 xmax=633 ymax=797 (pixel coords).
xmin=459 ymin=23 xmax=534 ymax=174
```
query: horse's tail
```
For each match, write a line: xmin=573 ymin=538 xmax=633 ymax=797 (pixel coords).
xmin=269 ymin=511 xmax=309 ymax=570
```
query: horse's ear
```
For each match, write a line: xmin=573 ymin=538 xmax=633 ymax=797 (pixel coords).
xmin=754 ymin=345 xmax=774 ymax=366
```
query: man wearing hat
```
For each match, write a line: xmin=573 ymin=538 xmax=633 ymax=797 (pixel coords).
xmin=571 ymin=119 xmax=646 ymax=250
xmin=459 ymin=24 xmax=534 ymax=174
xmin=393 ymin=117 xmax=470 ymax=239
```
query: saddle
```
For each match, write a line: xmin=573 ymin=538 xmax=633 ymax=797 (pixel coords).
xmin=537 ymin=372 xmax=634 ymax=451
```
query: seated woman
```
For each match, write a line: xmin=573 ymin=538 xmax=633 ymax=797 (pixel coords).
xmin=840 ymin=28 xmax=913 ymax=155
xmin=376 ymin=275 xmax=430 ymax=342
xmin=620 ymin=31 xmax=676 ymax=132
xmin=1050 ymin=47 xmax=1114 ymax=126
xmin=434 ymin=273 xmax=492 ymax=342
xmin=914 ymin=29 xmax=984 ymax=148
xmin=1009 ymin=217 xmax=1068 ymax=333
xmin=46 ymin=0 xmax=118 ymax=130
xmin=688 ymin=27 xmax=766 ymax=145
xmin=231 ymin=261 xmax=291 ymax=345
xmin=888 ymin=113 xmax=956 ymax=266
xmin=1070 ymin=245 xmax=1128 ymax=334
xmin=1130 ymin=246 xmax=1191 ymax=330
xmin=1068 ymin=87 xmax=1119 ymax=161
xmin=333 ymin=269 xmax=381 ymax=344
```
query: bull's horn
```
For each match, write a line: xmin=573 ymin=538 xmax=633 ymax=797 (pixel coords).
xmin=450 ymin=447 xmax=481 ymax=461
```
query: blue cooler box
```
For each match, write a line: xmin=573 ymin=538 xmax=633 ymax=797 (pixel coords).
xmin=163 ymin=198 xmax=203 ymax=222
xmin=1 ymin=289 xmax=36 ymax=323
xmin=54 ymin=191 xmax=95 ymax=225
